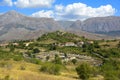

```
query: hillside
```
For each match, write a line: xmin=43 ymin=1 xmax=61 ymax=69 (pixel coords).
xmin=0 ymin=31 xmax=120 ymax=80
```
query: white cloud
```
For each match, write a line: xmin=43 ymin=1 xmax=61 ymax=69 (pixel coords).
xmin=0 ymin=0 xmax=13 ymax=6
xmin=55 ymin=3 xmax=115 ymax=20
xmin=31 ymin=2 xmax=115 ymax=21
xmin=14 ymin=0 xmax=55 ymax=8
xmin=55 ymin=5 xmax=64 ymax=12
xmin=31 ymin=10 xmax=54 ymax=18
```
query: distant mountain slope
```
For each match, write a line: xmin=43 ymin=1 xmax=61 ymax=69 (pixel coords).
xmin=0 ymin=28 xmax=47 ymax=41
xmin=0 ymin=10 xmax=62 ymax=35
xmin=0 ymin=10 xmax=119 ymax=41
xmin=66 ymin=30 xmax=114 ymax=40
xmin=57 ymin=21 xmax=74 ymax=29
xmin=70 ymin=16 xmax=120 ymax=33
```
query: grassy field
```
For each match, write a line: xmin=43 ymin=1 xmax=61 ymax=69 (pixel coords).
xmin=0 ymin=60 xmax=78 ymax=80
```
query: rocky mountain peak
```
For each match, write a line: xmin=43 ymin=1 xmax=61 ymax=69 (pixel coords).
xmin=3 ymin=10 xmax=25 ymax=18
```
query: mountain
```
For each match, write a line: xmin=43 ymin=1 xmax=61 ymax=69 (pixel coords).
xmin=0 ymin=10 xmax=62 ymax=34
xmin=70 ymin=16 xmax=120 ymax=35
xmin=0 ymin=10 xmax=119 ymax=41
xmin=0 ymin=10 xmax=64 ymax=41
xmin=57 ymin=21 xmax=74 ymax=29
xmin=68 ymin=20 xmax=82 ymax=30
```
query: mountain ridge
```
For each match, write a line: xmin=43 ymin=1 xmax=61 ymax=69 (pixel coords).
xmin=70 ymin=16 xmax=120 ymax=33
xmin=0 ymin=10 xmax=120 ymax=41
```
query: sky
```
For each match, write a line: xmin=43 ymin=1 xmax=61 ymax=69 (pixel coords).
xmin=0 ymin=0 xmax=120 ymax=21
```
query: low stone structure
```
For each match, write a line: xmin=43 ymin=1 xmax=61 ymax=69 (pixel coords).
xmin=35 ymin=51 xmax=101 ymax=65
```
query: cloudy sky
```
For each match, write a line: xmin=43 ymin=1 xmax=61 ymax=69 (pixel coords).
xmin=0 ymin=0 xmax=120 ymax=21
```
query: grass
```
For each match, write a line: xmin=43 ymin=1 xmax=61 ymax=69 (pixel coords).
xmin=0 ymin=69 xmax=78 ymax=80
xmin=0 ymin=60 xmax=78 ymax=80
xmin=89 ymin=75 xmax=104 ymax=80
xmin=99 ymin=40 xmax=119 ymax=49
xmin=38 ymin=39 xmax=57 ymax=44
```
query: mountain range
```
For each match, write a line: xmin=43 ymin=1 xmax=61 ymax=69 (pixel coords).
xmin=0 ymin=10 xmax=120 ymax=41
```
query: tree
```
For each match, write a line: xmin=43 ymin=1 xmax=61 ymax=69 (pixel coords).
xmin=93 ymin=41 xmax=100 ymax=48
xmin=64 ymin=53 xmax=67 ymax=58
xmin=117 ymin=41 xmax=120 ymax=48
xmin=9 ymin=44 xmax=15 ymax=52
xmin=40 ymin=63 xmax=61 ymax=75
xmin=9 ymin=45 xmax=15 ymax=52
xmin=76 ymin=63 xmax=94 ymax=80
xmin=101 ymin=59 xmax=120 ymax=80
xmin=71 ymin=59 xmax=77 ymax=65
xmin=33 ymin=48 xmax=40 ymax=53
xmin=49 ymin=44 xmax=56 ymax=50
xmin=46 ymin=56 xmax=50 ymax=61
xmin=54 ymin=54 xmax=62 ymax=64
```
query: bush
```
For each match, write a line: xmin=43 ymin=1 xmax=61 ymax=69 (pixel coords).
xmin=53 ymin=54 xmax=62 ymax=64
xmin=33 ymin=48 xmax=40 ymax=53
xmin=20 ymin=65 xmax=26 ymax=70
xmin=101 ymin=59 xmax=120 ymax=80
xmin=76 ymin=63 xmax=96 ymax=80
xmin=104 ymin=71 xmax=119 ymax=80
xmin=40 ymin=63 xmax=61 ymax=75
xmin=46 ymin=56 xmax=50 ymax=61
xmin=13 ymin=55 xmax=23 ymax=61
xmin=25 ymin=58 xmax=41 ymax=64
xmin=4 ymin=75 xmax=10 ymax=80
xmin=71 ymin=59 xmax=77 ymax=65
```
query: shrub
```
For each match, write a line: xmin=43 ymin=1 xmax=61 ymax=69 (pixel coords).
xmin=40 ymin=63 xmax=61 ymax=75
xmin=76 ymin=63 xmax=95 ymax=80
xmin=46 ymin=56 xmax=50 ymax=61
xmin=13 ymin=55 xmax=23 ymax=61
xmin=4 ymin=75 xmax=10 ymax=80
xmin=53 ymin=54 xmax=62 ymax=64
xmin=33 ymin=48 xmax=40 ymax=53
xmin=71 ymin=59 xmax=77 ymax=65
xmin=20 ymin=65 xmax=26 ymax=70
xmin=25 ymin=58 xmax=41 ymax=64
xmin=117 ymin=41 xmax=120 ymax=48
xmin=101 ymin=59 xmax=120 ymax=80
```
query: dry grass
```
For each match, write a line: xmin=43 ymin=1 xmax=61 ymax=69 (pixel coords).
xmin=89 ymin=75 xmax=104 ymax=80
xmin=99 ymin=40 xmax=119 ymax=49
xmin=0 ymin=60 xmax=78 ymax=80
xmin=38 ymin=39 xmax=56 ymax=44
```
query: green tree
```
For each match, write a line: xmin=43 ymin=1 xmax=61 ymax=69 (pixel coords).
xmin=9 ymin=44 xmax=15 ymax=52
xmin=54 ymin=54 xmax=62 ymax=64
xmin=64 ymin=53 xmax=68 ymax=58
xmin=33 ymin=48 xmax=40 ymax=53
xmin=49 ymin=44 xmax=56 ymax=50
xmin=76 ymin=63 xmax=94 ymax=80
xmin=71 ymin=59 xmax=77 ymax=65
xmin=117 ymin=41 xmax=120 ymax=48
xmin=40 ymin=63 xmax=61 ymax=75
xmin=46 ymin=56 xmax=50 ymax=61
xmin=93 ymin=41 xmax=100 ymax=48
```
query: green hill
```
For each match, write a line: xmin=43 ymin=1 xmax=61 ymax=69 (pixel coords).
xmin=0 ymin=31 xmax=120 ymax=80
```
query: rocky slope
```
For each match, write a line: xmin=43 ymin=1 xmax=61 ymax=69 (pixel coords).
xmin=0 ymin=10 xmax=119 ymax=41
xmin=70 ymin=16 xmax=120 ymax=33
xmin=0 ymin=10 xmax=62 ymax=35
